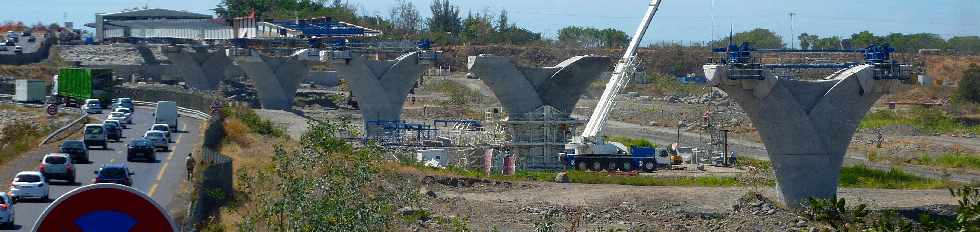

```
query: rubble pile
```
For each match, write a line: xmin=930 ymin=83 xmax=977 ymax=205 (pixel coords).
xmin=57 ymin=45 xmax=144 ymax=66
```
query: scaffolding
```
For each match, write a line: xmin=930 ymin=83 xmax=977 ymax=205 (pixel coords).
xmin=503 ymin=106 xmax=579 ymax=170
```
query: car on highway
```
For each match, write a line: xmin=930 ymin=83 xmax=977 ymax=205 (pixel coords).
xmin=12 ymin=46 xmax=21 ymax=53
xmin=126 ymin=139 xmax=155 ymax=162
xmin=103 ymin=120 xmax=123 ymax=141
xmin=9 ymin=171 xmax=48 ymax=202
xmin=26 ymin=36 xmax=35 ymax=42
xmin=0 ymin=46 xmax=6 ymax=51
xmin=20 ymin=31 xmax=29 ymax=37
xmin=83 ymin=99 xmax=102 ymax=114
xmin=39 ymin=153 xmax=76 ymax=183
xmin=93 ymin=163 xmax=134 ymax=186
xmin=155 ymin=101 xmax=178 ymax=131
xmin=113 ymin=107 xmax=133 ymax=123
xmin=0 ymin=192 xmax=13 ymax=226
xmin=107 ymin=112 xmax=131 ymax=124
xmin=150 ymin=124 xmax=172 ymax=142
xmin=58 ymin=140 xmax=90 ymax=163
xmin=83 ymin=124 xmax=107 ymax=149
xmin=113 ymin=98 xmax=135 ymax=111
xmin=143 ymin=130 xmax=169 ymax=151
xmin=2 ymin=39 xmax=12 ymax=46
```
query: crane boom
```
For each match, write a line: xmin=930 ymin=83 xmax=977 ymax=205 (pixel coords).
xmin=580 ymin=0 xmax=663 ymax=138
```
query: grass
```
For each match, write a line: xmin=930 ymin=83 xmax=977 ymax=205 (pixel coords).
xmin=606 ymin=136 xmax=657 ymax=148
xmin=0 ymin=122 xmax=50 ymax=165
xmin=415 ymin=165 xmax=743 ymax=187
xmin=913 ymin=152 xmax=980 ymax=171
xmin=838 ymin=165 xmax=953 ymax=189
xmin=221 ymin=105 xmax=284 ymax=137
xmin=860 ymin=106 xmax=980 ymax=134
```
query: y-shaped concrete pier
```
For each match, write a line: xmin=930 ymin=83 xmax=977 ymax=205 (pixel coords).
xmin=335 ymin=52 xmax=423 ymax=137
xmin=468 ymin=55 xmax=611 ymax=169
xmin=161 ymin=46 xmax=234 ymax=90
xmin=227 ymin=49 xmax=309 ymax=110
xmin=704 ymin=64 xmax=899 ymax=207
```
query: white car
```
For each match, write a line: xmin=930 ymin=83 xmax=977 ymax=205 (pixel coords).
xmin=9 ymin=171 xmax=49 ymax=201
xmin=113 ymin=108 xmax=133 ymax=123
xmin=150 ymin=124 xmax=172 ymax=142
xmin=83 ymin=99 xmax=101 ymax=114
xmin=0 ymin=192 xmax=13 ymax=226
xmin=144 ymin=131 xmax=168 ymax=151
xmin=107 ymin=112 xmax=131 ymax=124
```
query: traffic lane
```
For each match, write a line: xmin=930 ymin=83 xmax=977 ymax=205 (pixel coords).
xmin=7 ymin=108 xmax=201 ymax=231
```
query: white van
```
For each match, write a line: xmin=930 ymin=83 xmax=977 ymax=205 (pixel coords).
xmin=83 ymin=124 xmax=107 ymax=149
xmin=154 ymin=101 xmax=178 ymax=131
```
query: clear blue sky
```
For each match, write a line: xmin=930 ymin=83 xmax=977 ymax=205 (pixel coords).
xmin=6 ymin=0 xmax=979 ymax=45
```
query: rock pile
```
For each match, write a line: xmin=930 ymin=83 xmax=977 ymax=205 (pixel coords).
xmin=57 ymin=45 xmax=144 ymax=66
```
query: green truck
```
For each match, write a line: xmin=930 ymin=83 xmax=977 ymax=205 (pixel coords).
xmin=55 ymin=68 xmax=114 ymax=107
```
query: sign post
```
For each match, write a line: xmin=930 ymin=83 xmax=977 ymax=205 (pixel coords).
xmin=46 ymin=104 xmax=58 ymax=116
xmin=32 ymin=184 xmax=177 ymax=232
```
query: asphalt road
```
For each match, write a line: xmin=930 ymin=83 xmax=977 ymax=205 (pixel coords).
xmin=0 ymin=34 xmax=42 ymax=55
xmin=2 ymin=107 xmax=201 ymax=231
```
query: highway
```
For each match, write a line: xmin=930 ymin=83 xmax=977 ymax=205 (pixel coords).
xmin=2 ymin=107 xmax=201 ymax=230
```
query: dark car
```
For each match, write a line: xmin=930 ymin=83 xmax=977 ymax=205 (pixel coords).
xmin=93 ymin=164 xmax=134 ymax=186
xmin=2 ymin=40 xmax=12 ymax=46
xmin=103 ymin=122 xmax=122 ymax=141
xmin=126 ymin=139 xmax=155 ymax=162
xmin=58 ymin=140 xmax=89 ymax=163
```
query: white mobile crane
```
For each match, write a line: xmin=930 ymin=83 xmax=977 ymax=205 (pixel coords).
xmin=562 ymin=0 xmax=669 ymax=172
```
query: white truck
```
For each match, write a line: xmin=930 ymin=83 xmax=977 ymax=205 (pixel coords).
xmin=154 ymin=101 xmax=178 ymax=132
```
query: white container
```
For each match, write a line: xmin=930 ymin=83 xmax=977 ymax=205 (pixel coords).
xmin=917 ymin=75 xmax=931 ymax=86
xmin=14 ymin=79 xmax=46 ymax=102
xmin=416 ymin=149 xmax=448 ymax=168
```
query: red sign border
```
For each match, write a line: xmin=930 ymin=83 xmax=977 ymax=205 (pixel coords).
xmin=30 ymin=183 xmax=178 ymax=231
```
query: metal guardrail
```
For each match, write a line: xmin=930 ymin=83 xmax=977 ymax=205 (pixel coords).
xmin=38 ymin=113 xmax=89 ymax=146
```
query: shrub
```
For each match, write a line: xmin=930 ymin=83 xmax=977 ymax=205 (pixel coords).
xmin=221 ymin=106 xmax=283 ymax=137
xmin=222 ymin=118 xmax=252 ymax=146
xmin=957 ymin=63 xmax=980 ymax=104
xmin=606 ymin=136 xmax=657 ymax=148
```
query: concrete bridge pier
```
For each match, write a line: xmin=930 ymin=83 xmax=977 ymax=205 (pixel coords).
xmin=335 ymin=52 xmax=423 ymax=138
xmin=468 ymin=54 xmax=611 ymax=169
xmin=228 ymin=50 xmax=309 ymax=110
xmin=161 ymin=45 xmax=234 ymax=90
xmin=703 ymin=64 xmax=899 ymax=207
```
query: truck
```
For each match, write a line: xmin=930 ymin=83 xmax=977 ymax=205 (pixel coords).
xmin=563 ymin=0 xmax=666 ymax=172
xmin=154 ymin=101 xmax=178 ymax=131
xmin=54 ymin=68 xmax=114 ymax=107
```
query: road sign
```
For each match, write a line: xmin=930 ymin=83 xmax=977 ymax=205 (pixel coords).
xmin=32 ymin=184 xmax=177 ymax=232
xmin=46 ymin=104 xmax=58 ymax=116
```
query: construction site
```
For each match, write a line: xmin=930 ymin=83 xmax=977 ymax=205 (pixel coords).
xmin=0 ymin=0 xmax=979 ymax=231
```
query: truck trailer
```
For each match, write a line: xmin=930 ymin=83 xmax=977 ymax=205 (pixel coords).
xmin=54 ymin=68 xmax=114 ymax=107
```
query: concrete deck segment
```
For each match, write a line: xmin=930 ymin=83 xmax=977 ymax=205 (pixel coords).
xmin=336 ymin=52 xmax=423 ymax=137
xmin=231 ymin=52 xmax=309 ymax=110
xmin=161 ymin=46 xmax=234 ymax=90
xmin=467 ymin=55 xmax=612 ymax=117
xmin=704 ymin=64 xmax=899 ymax=207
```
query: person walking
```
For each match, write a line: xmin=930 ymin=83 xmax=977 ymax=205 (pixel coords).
xmin=185 ymin=154 xmax=195 ymax=180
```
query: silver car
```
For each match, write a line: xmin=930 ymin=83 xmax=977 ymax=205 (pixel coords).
xmin=39 ymin=153 xmax=76 ymax=183
xmin=150 ymin=124 xmax=172 ymax=142
xmin=144 ymin=131 xmax=169 ymax=151
xmin=9 ymin=171 xmax=49 ymax=201
xmin=107 ymin=112 xmax=131 ymax=124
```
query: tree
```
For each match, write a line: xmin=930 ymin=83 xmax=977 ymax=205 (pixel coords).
xmin=849 ymin=31 xmax=884 ymax=49
xmin=427 ymin=0 xmax=462 ymax=34
xmin=958 ymin=63 xmax=980 ymax=104
xmin=557 ymin=26 xmax=629 ymax=48
xmin=710 ymin=28 xmax=785 ymax=49
xmin=813 ymin=36 xmax=843 ymax=50
xmin=798 ymin=33 xmax=819 ymax=50
xmin=948 ymin=36 xmax=980 ymax=54
xmin=389 ymin=0 xmax=420 ymax=35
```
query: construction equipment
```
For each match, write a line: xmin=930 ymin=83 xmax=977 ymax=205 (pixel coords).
xmin=562 ymin=0 xmax=669 ymax=172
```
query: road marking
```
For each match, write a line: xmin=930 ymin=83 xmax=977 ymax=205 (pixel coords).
xmin=109 ymin=158 xmax=115 ymax=163
xmin=148 ymin=125 xmax=185 ymax=197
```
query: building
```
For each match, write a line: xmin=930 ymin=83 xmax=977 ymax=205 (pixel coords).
xmin=232 ymin=16 xmax=381 ymax=39
xmin=89 ymin=8 xmax=234 ymax=42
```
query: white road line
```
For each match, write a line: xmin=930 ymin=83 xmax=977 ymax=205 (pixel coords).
xmin=148 ymin=124 xmax=186 ymax=197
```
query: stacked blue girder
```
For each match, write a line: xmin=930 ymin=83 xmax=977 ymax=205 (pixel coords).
xmin=712 ymin=42 xmax=909 ymax=80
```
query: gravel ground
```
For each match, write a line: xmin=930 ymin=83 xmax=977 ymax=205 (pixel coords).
xmin=57 ymin=44 xmax=145 ymax=66
xmin=405 ymin=175 xmax=957 ymax=231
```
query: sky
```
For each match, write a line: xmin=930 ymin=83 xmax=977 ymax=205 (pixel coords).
xmin=5 ymin=0 xmax=980 ymax=45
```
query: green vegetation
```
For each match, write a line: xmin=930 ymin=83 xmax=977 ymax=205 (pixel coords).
xmin=913 ymin=153 xmax=980 ymax=171
xmin=0 ymin=122 xmax=49 ymax=165
xmin=426 ymin=166 xmax=743 ymax=187
xmin=557 ymin=26 xmax=629 ymax=48
xmin=958 ymin=63 xmax=980 ymax=104
xmin=806 ymin=186 xmax=980 ymax=231
xmin=232 ymin=120 xmax=420 ymax=230
xmin=221 ymin=105 xmax=283 ymax=137
xmin=860 ymin=106 xmax=980 ymax=134
xmin=606 ymin=136 xmax=657 ymax=148
xmin=838 ymin=165 xmax=952 ymax=189
xmin=631 ymin=72 xmax=708 ymax=96
xmin=709 ymin=28 xmax=785 ymax=49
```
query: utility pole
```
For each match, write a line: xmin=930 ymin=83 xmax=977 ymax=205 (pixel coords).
xmin=788 ymin=12 xmax=796 ymax=49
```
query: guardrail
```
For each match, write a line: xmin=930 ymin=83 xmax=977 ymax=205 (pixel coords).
xmin=38 ymin=113 xmax=89 ymax=146
xmin=132 ymin=100 xmax=212 ymax=120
